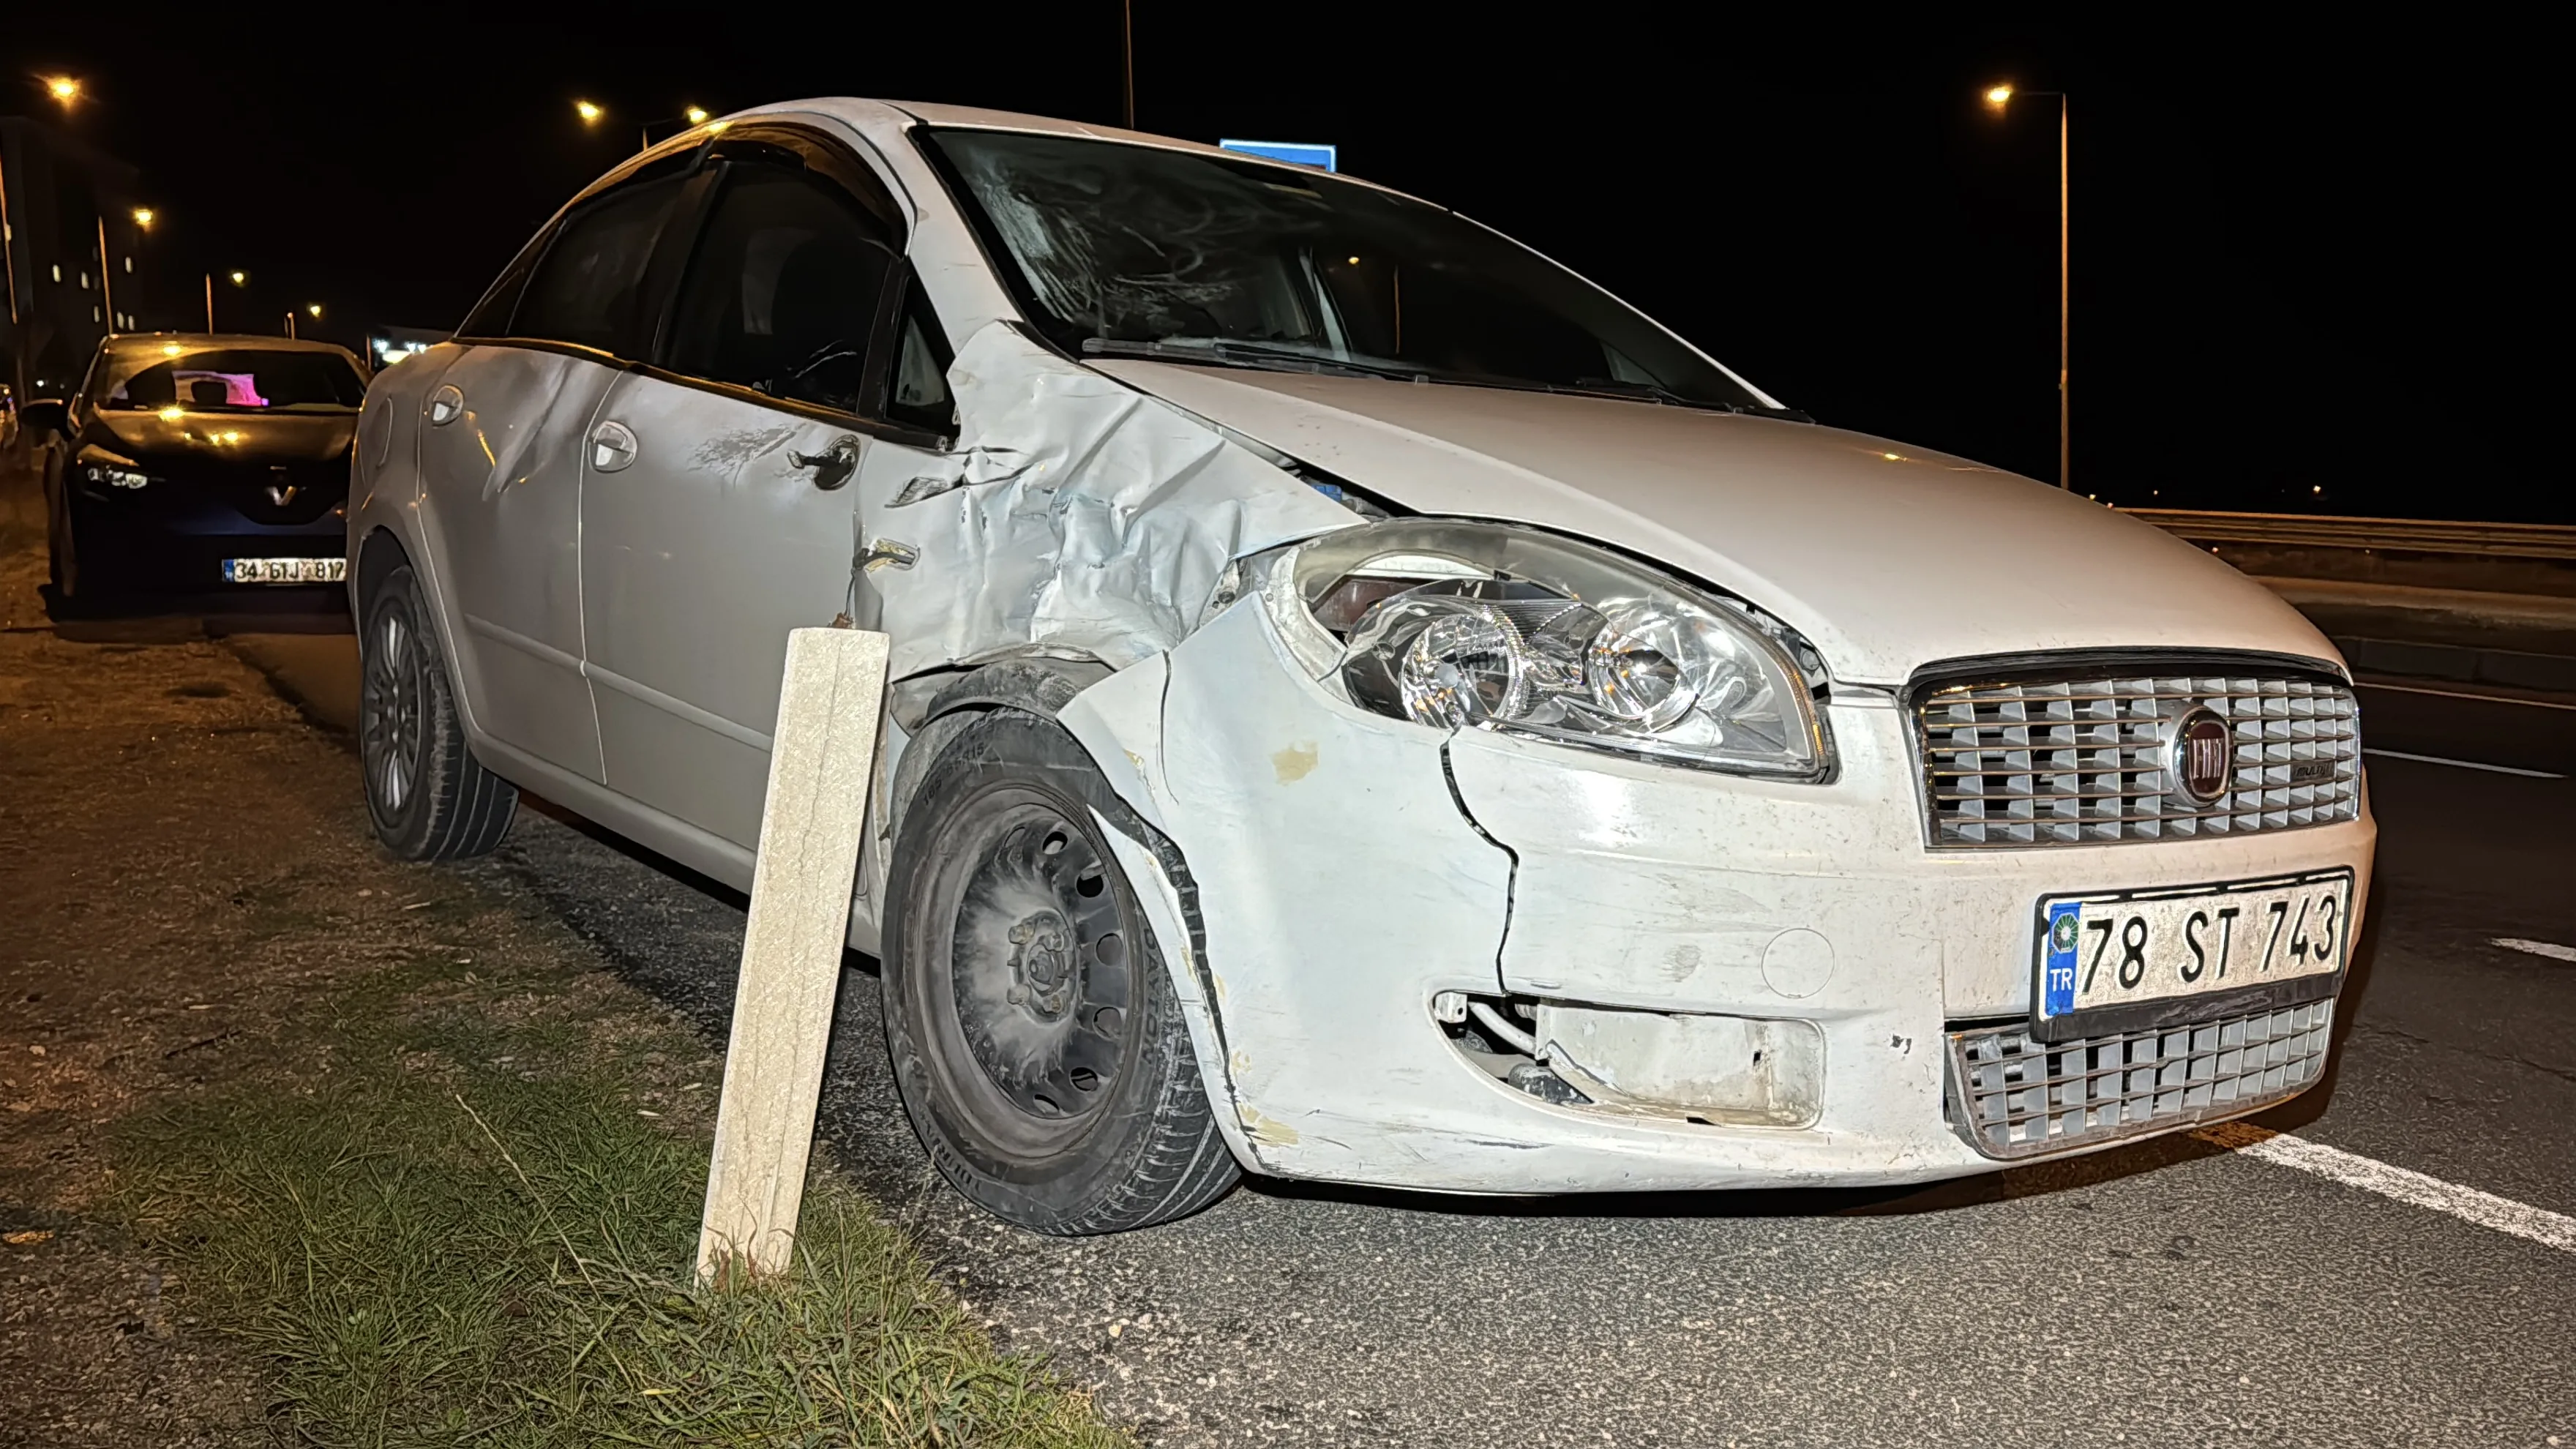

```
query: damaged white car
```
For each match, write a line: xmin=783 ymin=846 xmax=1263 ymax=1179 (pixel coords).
xmin=351 ymin=100 xmax=2375 ymax=1232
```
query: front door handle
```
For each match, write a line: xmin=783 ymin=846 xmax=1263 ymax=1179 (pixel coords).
xmin=589 ymin=420 xmax=638 ymax=473
xmin=426 ymin=384 xmax=463 ymax=426
xmin=790 ymin=435 xmax=861 ymax=491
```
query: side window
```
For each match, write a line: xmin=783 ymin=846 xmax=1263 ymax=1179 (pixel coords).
xmin=455 ymin=231 xmax=544 ymax=339
xmin=512 ymin=173 xmax=691 ymax=356
xmin=662 ymin=159 xmax=897 ymax=414
xmin=883 ymin=288 xmax=955 ymax=435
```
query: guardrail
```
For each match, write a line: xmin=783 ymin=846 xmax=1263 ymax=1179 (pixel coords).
xmin=2120 ymin=509 xmax=2576 ymax=561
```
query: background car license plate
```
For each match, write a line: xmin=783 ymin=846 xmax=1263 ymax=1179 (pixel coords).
xmin=223 ymin=557 xmax=345 ymax=584
xmin=2035 ymin=871 xmax=2352 ymax=1025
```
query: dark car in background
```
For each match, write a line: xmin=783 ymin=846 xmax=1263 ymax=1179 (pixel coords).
xmin=27 ymin=334 xmax=367 ymax=607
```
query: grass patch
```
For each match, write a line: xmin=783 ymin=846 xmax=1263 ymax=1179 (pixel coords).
xmin=115 ymin=952 xmax=1125 ymax=1448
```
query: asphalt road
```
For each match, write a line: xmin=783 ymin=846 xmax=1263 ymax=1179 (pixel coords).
xmin=82 ymin=594 xmax=2576 ymax=1445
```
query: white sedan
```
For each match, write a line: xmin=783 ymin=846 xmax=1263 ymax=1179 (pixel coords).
xmin=350 ymin=100 xmax=2373 ymax=1232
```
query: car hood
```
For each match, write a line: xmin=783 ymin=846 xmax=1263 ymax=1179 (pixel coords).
xmin=1089 ymin=361 xmax=2340 ymax=686
xmin=88 ymin=409 xmax=356 ymax=465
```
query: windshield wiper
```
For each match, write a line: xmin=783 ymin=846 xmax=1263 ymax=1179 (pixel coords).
xmin=1081 ymin=336 xmax=1439 ymax=383
xmin=1558 ymin=377 xmax=1813 ymax=422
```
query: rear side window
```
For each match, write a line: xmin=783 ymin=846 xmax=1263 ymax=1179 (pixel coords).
xmin=512 ymin=173 xmax=691 ymax=356
xmin=662 ymin=159 xmax=898 ymax=414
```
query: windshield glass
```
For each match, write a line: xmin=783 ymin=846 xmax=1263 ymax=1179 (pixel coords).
xmin=921 ymin=129 xmax=1767 ymax=408
xmin=101 ymin=347 xmax=364 ymax=413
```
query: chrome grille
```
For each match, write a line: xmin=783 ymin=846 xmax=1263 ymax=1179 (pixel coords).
xmin=1945 ymin=1000 xmax=2332 ymax=1159
xmin=1915 ymin=668 xmax=2360 ymax=847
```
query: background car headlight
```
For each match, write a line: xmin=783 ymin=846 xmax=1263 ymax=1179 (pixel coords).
xmin=82 ymin=462 xmax=150 ymax=490
xmin=76 ymin=446 xmax=151 ymax=490
xmin=1295 ymin=520 xmax=1831 ymax=779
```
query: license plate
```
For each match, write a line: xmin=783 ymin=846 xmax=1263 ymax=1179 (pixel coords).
xmin=2035 ymin=871 xmax=2353 ymax=1029
xmin=222 ymin=557 xmax=345 ymax=585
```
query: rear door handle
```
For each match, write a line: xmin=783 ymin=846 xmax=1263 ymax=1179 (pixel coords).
xmin=790 ymin=435 xmax=861 ymax=490
xmin=589 ymin=420 xmax=638 ymax=473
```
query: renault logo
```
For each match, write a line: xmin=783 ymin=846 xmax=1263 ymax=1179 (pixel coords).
xmin=2168 ymin=707 xmax=2235 ymax=804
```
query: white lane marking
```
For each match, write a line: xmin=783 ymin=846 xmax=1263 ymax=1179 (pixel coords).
xmin=2354 ymin=680 xmax=2576 ymax=712
xmin=2495 ymin=937 xmax=2576 ymax=964
xmin=2363 ymin=748 xmax=2566 ymax=779
xmin=2196 ymin=1123 xmax=2576 ymax=1254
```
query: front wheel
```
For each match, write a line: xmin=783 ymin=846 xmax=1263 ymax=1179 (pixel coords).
xmin=358 ymin=558 xmax=517 ymax=860
xmin=879 ymin=711 xmax=1240 ymax=1234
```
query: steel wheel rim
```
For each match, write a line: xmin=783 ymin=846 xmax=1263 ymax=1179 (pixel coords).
xmin=361 ymin=600 xmax=426 ymax=817
xmin=934 ymin=790 xmax=1139 ymax=1155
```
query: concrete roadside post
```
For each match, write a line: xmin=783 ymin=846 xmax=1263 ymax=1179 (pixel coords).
xmin=696 ymin=626 xmax=891 ymax=1284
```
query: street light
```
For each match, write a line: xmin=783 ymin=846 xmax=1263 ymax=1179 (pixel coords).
xmin=42 ymin=75 xmax=80 ymax=111
xmin=1985 ymin=81 xmax=2072 ymax=492
xmin=307 ymin=303 xmax=322 ymax=318
xmin=131 ymin=207 xmax=154 ymax=229
xmin=684 ymin=105 xmax=709 ymax=125
xmin=229 ymin=270 xmax=246 ymax=285
xmin=575 ymin=99 xmax=604 ymax=124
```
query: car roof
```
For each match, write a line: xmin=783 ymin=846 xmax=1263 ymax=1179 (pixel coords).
xmin=744 ymin=97 xmax=1421 ymax=203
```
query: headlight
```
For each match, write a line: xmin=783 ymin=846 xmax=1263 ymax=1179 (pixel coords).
xmin=77 ymin=447 xmax=150 ymax=490
xmin=82 ymin=463 xmax=150 ymax=490
xmin=1291 ymin=520 xmax=1831 ymax=779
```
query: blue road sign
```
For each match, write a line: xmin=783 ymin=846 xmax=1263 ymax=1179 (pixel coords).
xmin=1217 ymin=138 xmax=1338 ymax=172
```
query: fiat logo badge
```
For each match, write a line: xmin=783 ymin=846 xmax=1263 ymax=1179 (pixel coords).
xmin=2169 ymin=708 xmax=2235 ymax=804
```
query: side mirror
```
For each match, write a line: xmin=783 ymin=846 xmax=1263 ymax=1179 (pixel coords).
xmin=16 ymin=399 xmax=68 ymax=438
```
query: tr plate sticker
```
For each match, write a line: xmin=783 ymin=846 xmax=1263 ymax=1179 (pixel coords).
xmin=2043 ymin=902 xmax=2083 ymax=1018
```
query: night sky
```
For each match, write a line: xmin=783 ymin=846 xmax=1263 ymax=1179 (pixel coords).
xmin=7 ymin=10 xmax=2547 ymax=520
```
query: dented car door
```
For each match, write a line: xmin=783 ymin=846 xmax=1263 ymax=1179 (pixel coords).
xmin=578 ymin=127 xmax=943 ymax=849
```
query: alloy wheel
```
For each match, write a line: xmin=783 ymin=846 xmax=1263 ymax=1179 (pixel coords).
xmin=361 ymin=598 xmax=427 ymax=818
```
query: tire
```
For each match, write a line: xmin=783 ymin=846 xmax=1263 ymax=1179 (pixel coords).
xmin=880 ymin=710 xmax=1239 ymax=1234
xmin=44 ymin=458 xmax=86 ymax=607
xmin=46 ymin=508 xmax=72 ymax=601
xmin=359 ymin=560 xmax=517 ymax=861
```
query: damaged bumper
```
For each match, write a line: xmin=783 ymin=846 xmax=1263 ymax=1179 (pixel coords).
xmin=1062 ymin=588 xmax=2376 ymax=1196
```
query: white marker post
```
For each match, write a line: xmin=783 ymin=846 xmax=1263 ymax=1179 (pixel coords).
xmin=696 ymin=626 xmax=891 ymax=1283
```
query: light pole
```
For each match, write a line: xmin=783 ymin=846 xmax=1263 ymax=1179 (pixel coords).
xmin=95 ymin=217 xmax=115 ymax=335
xmin=1985 ymin=83 xmax=2070 ymax=491
xmin=639 ymin=106 xmax=715 ymax=151
xmin=1121 ymin=0 xmax=1136 ymax=129
xmin=206 ymin=269 xmax=246 ymax=332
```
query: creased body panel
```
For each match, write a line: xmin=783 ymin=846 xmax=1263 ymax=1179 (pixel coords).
xmin=869 ymin=324 xmax=1355 ymax=682
xmin=1138 ymin=597 xmax=1515 ymax=1179
xmin=413 ymin=345 xmax=614 ymax=780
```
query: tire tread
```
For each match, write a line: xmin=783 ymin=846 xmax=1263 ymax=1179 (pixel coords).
xmin=364 ymin=561 xmax=517 ymax=862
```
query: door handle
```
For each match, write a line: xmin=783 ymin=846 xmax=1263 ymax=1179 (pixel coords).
xmin=426 ymin=384 xmax=463 ymax=426
xmin=790 ymin=435 xmax=861 ymax=491
xmin=589 ymin=420 xmax=638 ymax=473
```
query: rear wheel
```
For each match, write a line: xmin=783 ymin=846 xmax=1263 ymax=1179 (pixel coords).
xmin=880 ymin=711 xmax=1239 ymax=1234
xmin=359 ymin=560 xmax=517 ymax=860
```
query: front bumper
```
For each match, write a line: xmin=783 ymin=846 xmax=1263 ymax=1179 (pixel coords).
xmin=69 ymin=487 xmax=347 ymax=590
xmin=1061 ymin=594 xmax=2376 ymax=1195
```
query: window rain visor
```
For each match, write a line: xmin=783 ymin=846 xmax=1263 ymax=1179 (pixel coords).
xmin=921 ymin=128 xmax=1768 ymax=410
xmin=1289 ymin=520 xmax=1830 ymax=779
